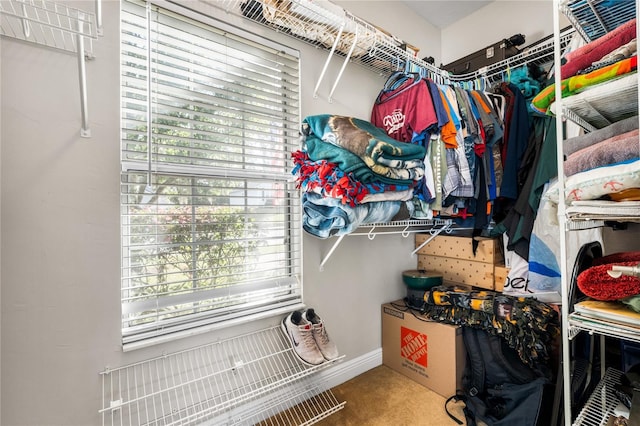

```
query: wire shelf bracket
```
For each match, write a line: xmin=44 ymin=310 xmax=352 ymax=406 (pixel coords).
xmin=0 ymin=0 xmax=101 ymax=137
xmin=318 ymin=219 xmax=454 ymax=271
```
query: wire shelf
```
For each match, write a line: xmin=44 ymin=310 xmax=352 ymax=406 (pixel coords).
xmin=100 ymin=325 xmax=344 ymax=426
xmin=448 ymin=28 xmax=576 ymax=84
xmin=207 ymin=0 xmax=442 ymax=80
xmin=237 ymin=380 xmax=345 ymax=425
xmin=561 ymin=0 xmax=636 ymax=42
xmin=562 ymin=106 xmax=598 ymax=132
xmin=570 ymin=313 xmax=640 ymax=344
xmin=572 ymin=368 xmax=624 ymax=426
xmin=212 ymin=0 xmax=579 ymax=89
xmin=0 ymin=0 xmax=97 ymax=55
xmin=560 ymin=73 xmax=639 ymax=130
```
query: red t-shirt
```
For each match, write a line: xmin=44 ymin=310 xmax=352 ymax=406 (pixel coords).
xmin=371 ymin=79 xmax=438 ymax=143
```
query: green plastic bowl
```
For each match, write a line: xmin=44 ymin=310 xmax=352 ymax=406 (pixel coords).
xmin=402 ymin=270 xmax=443 ymax=290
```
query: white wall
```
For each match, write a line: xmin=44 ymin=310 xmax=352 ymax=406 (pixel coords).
xmin=441 ymin=0 xmax=568 ymax=65
xmin=0 ymin=1 xmax=439 ymax=424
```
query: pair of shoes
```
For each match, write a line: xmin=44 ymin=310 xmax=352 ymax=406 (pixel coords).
xmin=281 ymin=308 xmax=339 ymax=366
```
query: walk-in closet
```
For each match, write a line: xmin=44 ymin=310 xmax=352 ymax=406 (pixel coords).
xmin=1 ymin=0 xmax=639 ymax=425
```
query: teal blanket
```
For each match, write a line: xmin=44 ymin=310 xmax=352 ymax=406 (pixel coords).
xmin=302 ymin=115 xmax=426 ymax=185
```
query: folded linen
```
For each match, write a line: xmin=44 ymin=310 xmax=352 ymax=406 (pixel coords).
xmin=531 ymin=56 xmax=638 ymax=115
xmin=563 ymin=115 xmax=639 ymax=157
xmin=566 ymin=200 xmax=640 ymax=221
xmin=590 ymin=39 xmax=637 ymax=69
xmin=302 ymin=115 xmax=426 ymax=183
xmin=291 ymin=150 xmax=413 ymax=206
xmin=562 ymin=18 xmax=636 ymax=79
xmin=545 ymin=158 xmax=640 ymax=205
xmin=564 ymin=129 xmax=640 ymax=176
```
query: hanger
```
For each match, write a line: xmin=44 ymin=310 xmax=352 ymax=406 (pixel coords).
xmin=382 ymin=71 xmax=407 ymax=91
xmin=375 ymin=71 xmax=422 ymax=104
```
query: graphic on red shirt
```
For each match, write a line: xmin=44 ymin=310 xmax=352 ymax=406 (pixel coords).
xmin=400 ymin=326 xmax=428 ymax=367
xmin=382 ymin=109 xmax=406 ymax=136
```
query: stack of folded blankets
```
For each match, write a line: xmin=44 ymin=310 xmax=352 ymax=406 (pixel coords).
xmin=537 ymin=18 xmax=640 ymax=206
xmin=292 ymin=114 xmax=426 ymax=238
xmin=531 ymin=18 xmax=638 ymax=115
xmin=563 ymin=115 xmax=639 ymax=178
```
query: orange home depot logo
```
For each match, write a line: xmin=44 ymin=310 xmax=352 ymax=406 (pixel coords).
xmin=400 ymin=326 xmax=428 ymax=367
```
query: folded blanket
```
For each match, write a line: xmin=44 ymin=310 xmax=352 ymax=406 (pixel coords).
xmin=291 ymin=150 xmax=413 ymax=206
xmin=292 ymin=150 xmax=368 ymax=206
xmin=575 ymin=39 xmax=636 ymax=76
xmin=563 ymin=115 xmax=639 ymax=156
xmin=309 ymin=186 xmax=414 ymax=203
xmin=564 ymin=129 xmax=640 ymax=176
xmin=532 ymin=56 xmax=638 ymax=115
xmin=301 ymin=192 xmax=406 ymax=238
xmin=587 ymin=39 xmax=637 ymax=71
xmin=562 ymin=18 xmax=636 ymax=78
xmin=545 ymin=158 xmax=640 ymax=205
xmin=302 ymin=115 xmax=426 ymax=183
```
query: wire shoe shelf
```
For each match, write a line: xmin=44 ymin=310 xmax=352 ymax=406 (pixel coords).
xmin=100 ymin=325 xmax=345 ymax=426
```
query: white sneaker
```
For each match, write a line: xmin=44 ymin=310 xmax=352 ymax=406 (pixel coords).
xmin=281 ymin=310 xmax=325 ymax=366
xmin=303 ymin=308 xmax=339 ymax=361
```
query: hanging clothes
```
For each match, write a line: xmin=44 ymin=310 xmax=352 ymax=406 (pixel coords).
xmin=495 ymin=116 xmax=556 ymax=260
xmin=496 ymin=83 xmax=531 ymax=201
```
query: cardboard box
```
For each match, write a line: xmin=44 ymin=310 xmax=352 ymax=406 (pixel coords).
xmin=382 ymin=301 xmax=466 ymax=397
xmin=415 ymin=235 xmax=504 ymax=290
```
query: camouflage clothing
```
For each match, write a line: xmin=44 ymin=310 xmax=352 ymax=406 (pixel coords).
xmin=424 ymin=286 xmax=559 ymax=370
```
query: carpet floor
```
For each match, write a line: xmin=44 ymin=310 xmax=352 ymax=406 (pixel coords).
xmin=315 ymin=365 xmax=467 ymax=426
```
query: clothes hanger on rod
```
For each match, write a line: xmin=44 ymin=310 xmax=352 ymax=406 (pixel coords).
xmin=375 ymin=61 xmax=423 ymax=104
xmin=375 ymin=72 xmax=422 ymax=103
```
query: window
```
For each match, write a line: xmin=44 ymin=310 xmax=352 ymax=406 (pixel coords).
xmin=120 ymin=0 xmax=302 ymax=349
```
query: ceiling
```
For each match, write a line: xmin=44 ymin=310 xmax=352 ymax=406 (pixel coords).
xmin=401 ymin=1 xmax=493 ymax=29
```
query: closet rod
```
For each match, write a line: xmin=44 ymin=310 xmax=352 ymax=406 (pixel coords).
xmin=95 ymin=0 xmax=103 ymax=36
xmin=77 ymin=12 xmax=90 ymax=138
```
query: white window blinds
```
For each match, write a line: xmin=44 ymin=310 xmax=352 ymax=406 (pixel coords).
xmin=120 ymin=0 xmax=302 ymax=348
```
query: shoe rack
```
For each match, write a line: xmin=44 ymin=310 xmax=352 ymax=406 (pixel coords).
xmin=100 ymin=325 xmax=345 ymax=425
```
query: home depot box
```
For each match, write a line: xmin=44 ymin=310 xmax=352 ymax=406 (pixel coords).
xmin=415 ymin=234 xmax=504 ymax=290
xmin=381 ymin=301 xmax=466 ymax=397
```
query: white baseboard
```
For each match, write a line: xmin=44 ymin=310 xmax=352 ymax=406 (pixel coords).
xmin=206 ymin=348 xmax=382 ymax=425
xmin=313 ymin=348 xmax=382 ymax=389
